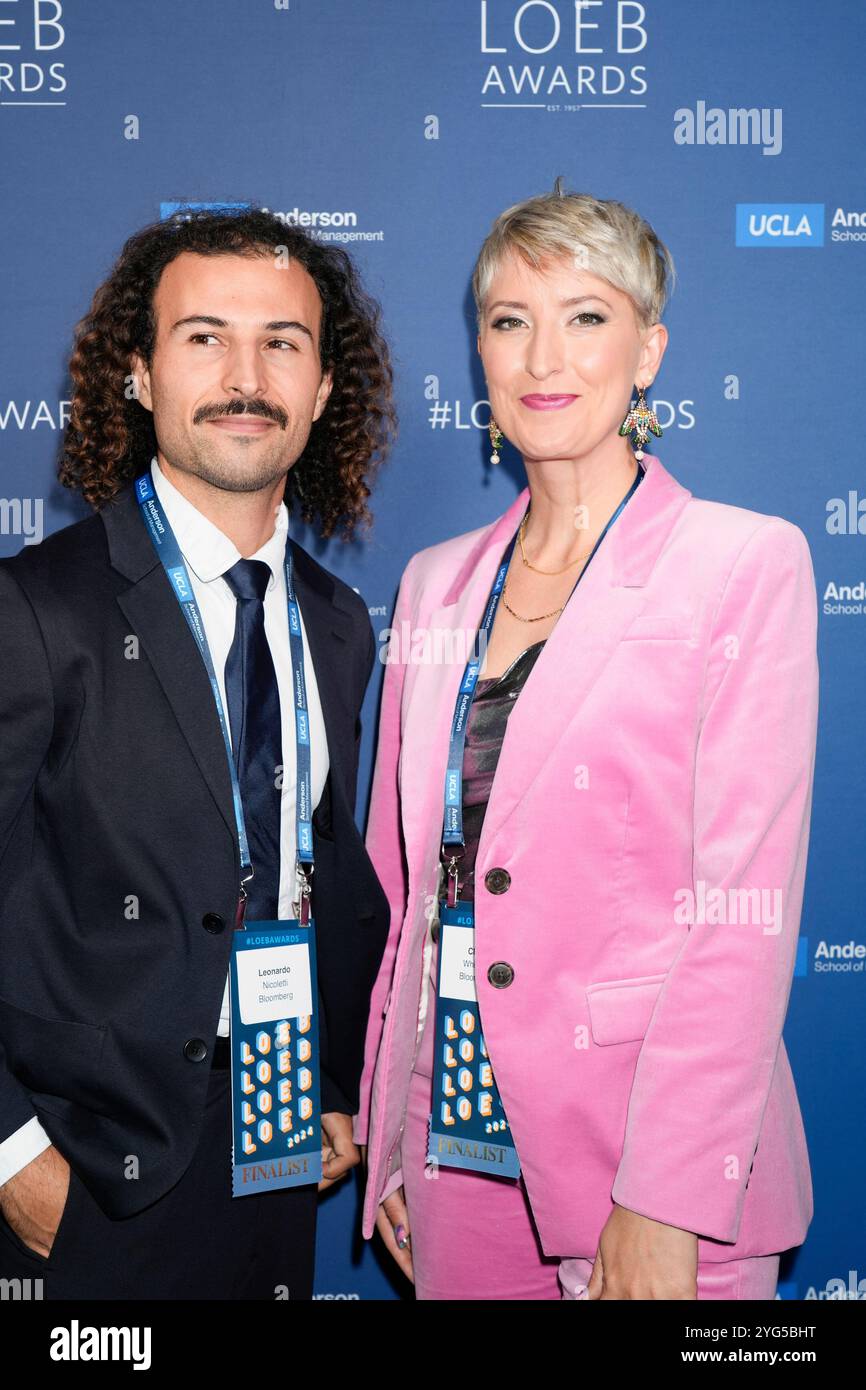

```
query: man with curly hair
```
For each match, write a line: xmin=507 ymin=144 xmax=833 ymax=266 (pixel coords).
xmin=0 ymin=208 xmax=396 ymax=1299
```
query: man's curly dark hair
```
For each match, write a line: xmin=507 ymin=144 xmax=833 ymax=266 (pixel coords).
xmin=59 ymin=207 xmax=397 ymax=539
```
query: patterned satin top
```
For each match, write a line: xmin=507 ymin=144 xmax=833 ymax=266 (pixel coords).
xmin=439 ymin=638 xmax=547 ymax=903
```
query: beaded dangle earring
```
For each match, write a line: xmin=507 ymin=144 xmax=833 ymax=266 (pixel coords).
xmin=488 ymin=418 xmax=504 ymax=465
xmin=618 ymin=383 xmax=662 ymax=461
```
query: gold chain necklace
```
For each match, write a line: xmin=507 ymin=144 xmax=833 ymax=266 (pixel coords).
xmin=501 ymin=558 xmax=590 ymax=622
xmin=518 ymin=510 xmax=594 ymax=575
xmin=503 ymin=512 xmax=592 ymax=621
xmin=500 ymin=586 xmax=566 ymax=622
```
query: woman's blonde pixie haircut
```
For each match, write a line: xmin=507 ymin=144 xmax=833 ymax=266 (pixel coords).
xmin=472 ymin=178 xmax=676 ymax=334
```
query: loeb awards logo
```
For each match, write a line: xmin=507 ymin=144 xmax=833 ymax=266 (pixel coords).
xmin=479 ymin=0 xmax=650 ymax=107
xmin=0 ymin=0 xmax=66 ymax=105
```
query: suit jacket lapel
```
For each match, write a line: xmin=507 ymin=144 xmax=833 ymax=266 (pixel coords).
xmin=397 ymin=492 xmax=530 ymax=876
xmin=398 ymin=455 xmax=693 ymax=885
xmin=101 ymin=483 xmax=239 ymax=848
xmin=100 ymin=482 xmax=357 ymax=850
xmin=482 ymin=456 xmax=692 ymax=850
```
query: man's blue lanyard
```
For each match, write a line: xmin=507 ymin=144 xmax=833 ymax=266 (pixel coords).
xmin=133 ymin=472 xmax=314 ymax=926
xmin=441 ymin=464 xmax=644 ymax=891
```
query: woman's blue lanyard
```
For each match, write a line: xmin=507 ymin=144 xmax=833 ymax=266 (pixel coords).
xmin=133 ymin=472 xmax=314 ymax=927
xmin=441 ymin=463 xmax=644 ymax=905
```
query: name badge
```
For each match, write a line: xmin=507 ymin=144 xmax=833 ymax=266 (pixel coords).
xmin=426 ymin=900 xmax=520 ymax=1179
xmin=229 ymin=919 xmax=323 ymax=1196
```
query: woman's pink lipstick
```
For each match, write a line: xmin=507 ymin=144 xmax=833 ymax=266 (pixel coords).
xmin=520 ymin=394 xmax=579 ymax=411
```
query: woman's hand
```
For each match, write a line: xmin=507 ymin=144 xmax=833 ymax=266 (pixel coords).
xmin=357 ymin=1146 xmax=414 ymax=1283
xmin=586 ymin=1203 xmax=698 ymax=1299
xmin=374 ymin=1187 xmax=414 ymax=1283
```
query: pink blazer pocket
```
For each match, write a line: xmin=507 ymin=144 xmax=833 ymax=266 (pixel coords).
xmin=585 ymin=973 xmax=668 ymax=1045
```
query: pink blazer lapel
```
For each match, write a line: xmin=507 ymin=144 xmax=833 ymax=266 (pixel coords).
xmin=397 ymin=455 xmax=693 ymax=890
xmin=482 ymin=455 xmax=693 ymax=851
xmin=397 ymin=487 xmax=530 ymax=887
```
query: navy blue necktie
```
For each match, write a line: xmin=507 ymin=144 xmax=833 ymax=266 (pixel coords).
xmin=223 ymin=558 xmax=283 ymax=921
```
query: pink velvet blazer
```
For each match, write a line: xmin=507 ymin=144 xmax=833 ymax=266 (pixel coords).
xmin=353 ymin=453 xmax=817 ymax=1262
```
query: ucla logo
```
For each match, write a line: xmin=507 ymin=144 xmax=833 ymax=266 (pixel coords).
xmin=288 ymin=602 xmax=301 ymax=635
xmin=446 ymin=769 xmax=460 ymax=805
xmin=168 ymin=566 xmax=192 ymax=601
xmin=297 ymin=710 xmax=310 ymax=744
xmin=736 ymin=203 xmax=824 ymax=247
xmin=136 ymin=476 xmax=154 ymax=501
xmin=299 ymin=823 xmax=313 ymax=856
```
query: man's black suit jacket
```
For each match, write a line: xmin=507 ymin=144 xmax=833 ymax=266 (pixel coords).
xmin=0 ymin=479 xmax=389 ymax=1218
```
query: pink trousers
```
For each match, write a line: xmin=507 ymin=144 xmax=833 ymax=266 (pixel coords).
xmin=401 ymin=1060 xmax=780 ymax=1301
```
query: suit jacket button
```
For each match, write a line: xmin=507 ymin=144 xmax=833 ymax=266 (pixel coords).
xmin=484 ymin=868 xmax=511 ymax=894
xmin=183 ymin=1038 xmax=209 ymax=1063
xmin=202 ymin=912 xmax=226 ymax=934
xmin=487 ymin=961 xmax=514 ymax=989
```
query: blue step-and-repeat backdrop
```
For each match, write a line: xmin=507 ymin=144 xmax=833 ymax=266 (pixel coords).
xmin=0 ymin=1 xmax=863 ymax=1300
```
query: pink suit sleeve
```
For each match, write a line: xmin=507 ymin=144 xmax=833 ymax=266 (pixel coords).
xmin=610 ymin=518 xmax=819 ymax=1243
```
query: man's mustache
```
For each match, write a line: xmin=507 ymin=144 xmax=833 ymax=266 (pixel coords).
xmin=194 ymin=400 xmax=288 ymax=428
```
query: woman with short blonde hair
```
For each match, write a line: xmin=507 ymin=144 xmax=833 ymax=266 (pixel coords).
xmin=354 ymin=180 xmax=817 ymax=1301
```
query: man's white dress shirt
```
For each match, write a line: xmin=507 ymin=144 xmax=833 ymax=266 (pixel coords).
xmin=0 ymin=456 xmax=329 ymax=1185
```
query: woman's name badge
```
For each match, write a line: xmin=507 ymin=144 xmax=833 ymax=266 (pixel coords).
xmin=229 ymin=920 xmax=323 ymax=1196
xmin=427 ymin=901 xmax=520 ymax=1179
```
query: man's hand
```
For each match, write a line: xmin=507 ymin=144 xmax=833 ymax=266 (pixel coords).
xmin=0 ymin=1145 xmax=71 ymax=1259
xmin=587 ymin=1202 xmax=698 ymax=1300
xmin=318 ymin=1112 xmax=360 ymax=1191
